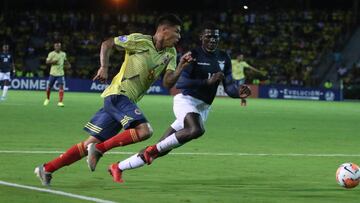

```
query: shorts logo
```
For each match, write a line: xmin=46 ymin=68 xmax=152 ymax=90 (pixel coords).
xmin=134 ymin=109 xmax=142 ymax=115
xmin=121 ymin=115 xmax=133 ymax=126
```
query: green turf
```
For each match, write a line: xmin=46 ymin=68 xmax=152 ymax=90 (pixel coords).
xmin=0 ymin=90 xmax=359 ymax=203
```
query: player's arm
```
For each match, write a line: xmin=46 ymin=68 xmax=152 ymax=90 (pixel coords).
xmin=64 ymin=60 xmax=71 ymax=69
xmin=248 ymin=64 xmax=266 ymax=75
xmin=11 ymin=57 xmax=15 ymax=73
xmin=64 ymin=53 xmax=71 ymax=69
xmin=46 ymin=53 xmax=58 ymax=65
xmin=223 ymin=56 xmax=251 ymax=99
xmin=163 ymin=52 xmax=194 ymax=89
xmin=93 ymin=38 xmax=115 ymax=82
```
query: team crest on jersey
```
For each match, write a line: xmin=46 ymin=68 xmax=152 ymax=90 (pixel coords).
xmin=134 ymin=109 xmax=142 ymax=115
xmin=118 ymin=36 xmax=128 ymax=42
xmin=218 ymin=60 xmax=225 ymax=71
xmin=161 ymin=55 xmax=172 ymax=66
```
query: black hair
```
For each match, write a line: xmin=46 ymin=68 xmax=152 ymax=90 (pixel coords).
xmin=156 ymin=13 xmax=182 ymax=27
xmin=200 ymin=21 xmax=219 ymax=32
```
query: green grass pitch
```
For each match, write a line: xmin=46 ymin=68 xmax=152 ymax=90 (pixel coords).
xmin=0 ymin=90 xmax=359 ymax=203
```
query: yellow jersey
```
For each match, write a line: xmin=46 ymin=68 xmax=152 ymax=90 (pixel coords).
xmin=47 ymin=51 xmax=67 ymax=76
xmin=231 ymin=59 xmax=250 ymax=80
xmin=101 ymin=33 xmax=177 ymax=103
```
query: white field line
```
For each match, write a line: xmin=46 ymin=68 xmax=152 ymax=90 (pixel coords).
xmin=0 ymin=180 xmax=117 ymax=203
xmin=0 ymin=150 xmax=360 ymax=157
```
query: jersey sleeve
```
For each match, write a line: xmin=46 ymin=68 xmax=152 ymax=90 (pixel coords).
xmin=176 ymin=62 xmax=207 ymax=89
xmin=46 ymin=52 xmax=54 ymax=61
xmin=114 ymin=33 xmax=145 ymax=52
xmin=242 ymin=61 xmax=250 ymax=68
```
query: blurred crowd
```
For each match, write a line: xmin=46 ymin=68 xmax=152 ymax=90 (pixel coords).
xmin=0 ymin=9 xmax=354 ymax=87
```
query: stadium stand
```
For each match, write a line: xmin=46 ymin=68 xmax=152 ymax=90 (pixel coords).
xmin=0 ymin=9 xmax=355 ymax=88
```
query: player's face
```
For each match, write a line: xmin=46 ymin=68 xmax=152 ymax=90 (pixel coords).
xmin=237 ymin=54 xmax=244 ymax=60
xmin=2 ymin=45 xmax=9 ymax=52
xmin=54 ymin=43 xmax=61 ymax=51
xmin=162 ymin=25 xmax=181 ymax=48
xmin=201 ymin=29 xmax=220 ymax=52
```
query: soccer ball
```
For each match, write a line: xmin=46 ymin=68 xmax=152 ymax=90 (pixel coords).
xmin=336 ymin=163 xmax=360 ymax=189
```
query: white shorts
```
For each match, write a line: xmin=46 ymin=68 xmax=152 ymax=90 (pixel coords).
xmin=0 ymin=72 xmax=11 ymax=81
xmin=170 ymin=93 xmax=211 ymax=131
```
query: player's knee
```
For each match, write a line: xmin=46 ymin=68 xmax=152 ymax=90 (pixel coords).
xmin=135 ymin=123 xmax=153 ymax=140
xmin=188 ymin=126 xmax=205 ymax=139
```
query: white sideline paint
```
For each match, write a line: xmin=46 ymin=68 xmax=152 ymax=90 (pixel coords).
xmin=0 ymin=150 xmax=360 ymax=157
xmin=0 ymin=180 xmax=117 ymax=203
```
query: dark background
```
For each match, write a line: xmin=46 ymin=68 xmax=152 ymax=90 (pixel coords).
xmin=1 ymin=0 xmax=358 ymax=12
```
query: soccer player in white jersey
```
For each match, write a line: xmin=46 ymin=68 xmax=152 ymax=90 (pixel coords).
xmin=0 ymin=43 xmax=15 ymax=101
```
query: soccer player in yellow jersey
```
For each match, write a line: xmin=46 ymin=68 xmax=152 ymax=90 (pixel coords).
xmin=231 ymin=54 xmax=264 ymax=86
xmin=35 ymin=14 xmax=193 ymax=186
xmin=43 ymin=42 xmax=71 ymax=107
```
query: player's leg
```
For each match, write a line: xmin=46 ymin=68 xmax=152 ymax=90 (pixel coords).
xmin=143 ymin=94 xmax=210 ymax=164
xmin=44 ymin=76 xmax=55 ymax=105
xmin=143 ymin=113 xmax=204 ymax=164
xmin=108 ymin=115 xmax=203 ymax=183
xmin=87 ymin=95 xmax=152 ymax=171
xmin=35 ymin=107 xmax=121 ymax=186
xmin=57 ymin=76 xmax=65 ymax=107
xmin=0 ymin=72 xmax=11 ymax=100
xmin=34 ymin=135 xmax=101 ymax=186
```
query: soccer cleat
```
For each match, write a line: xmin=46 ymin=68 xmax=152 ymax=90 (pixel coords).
xmin=34 ymin=165 xmax=52 ymax=186
xmin=86 ymin=143 xmax=103 ymax=172
xmin=57 ymin=102 xmax=64 ymax=107
xmin=43 ymin=99 xmax=50 ymax=106
xmin=108 ymin=163 xmax=124 ymax=183
xmin=143 ymin=145 xmax=159 ymax=165
xmin=0 ymin=96 xmax=6 ymax=101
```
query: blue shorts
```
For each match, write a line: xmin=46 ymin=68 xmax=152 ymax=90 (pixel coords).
xmin=47 ymin=75 xmax=65 ymax=88
xmin=83 ymin=95 xmax=148 ymax=141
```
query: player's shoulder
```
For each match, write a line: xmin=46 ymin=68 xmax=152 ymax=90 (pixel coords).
xmin=164 ymin=46 xmax=177 ymax=55
xmin=127 ymin=33 xmax=152 ymax=42
xmin=217 ymin=49 xmax=229 ymax=57
xmin=189 ymin=47 xmax=202 ymax=57
xmin=48 ymin=51 xmax=56 ymax=56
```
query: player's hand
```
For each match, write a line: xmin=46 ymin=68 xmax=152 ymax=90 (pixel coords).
xmin=93 ymin=66 xmax=108 ymax=83
xmin=178 ymin=52 xmax=195 ymax=69
xmin=207 ymin=72 xmax=224 ymax=85
xmin=238 ymin=84 xmax=251 ymax=99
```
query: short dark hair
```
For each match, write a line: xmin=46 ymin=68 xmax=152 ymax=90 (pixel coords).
xmin=200 ymin=21 xmax=219 ymax=32
xmin=156 ymin=13 xmax=182 ymax=27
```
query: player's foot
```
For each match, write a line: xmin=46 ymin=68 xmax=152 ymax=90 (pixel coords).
xmin=57 ymin=102 xmax=64 ymax=107
xmin=87 ymin=143 xmax=103 ymax=172
xmin=34 ymin=165 xmax=52 ymax=186
xmin=143 ymin=145 xmax=159 ymax=165
xmin=43 ymin=99 xmax=50 ymax=106
xmin=108 ymin=163 xmax=124 ymax=183
xmin=0 ymin=96 xmax=6 ymax=101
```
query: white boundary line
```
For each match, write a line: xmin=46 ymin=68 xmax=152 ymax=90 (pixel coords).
xmin=0 ymin=180 xmax=117 ymax=203
xmin=0 ymin=150 xmax=360 ymax=157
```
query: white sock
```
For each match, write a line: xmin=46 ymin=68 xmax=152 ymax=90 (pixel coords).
xmin=156 ymin=133 xmax=180 ymax=152
xmin=2 ymin=86 xmax=9 ymax=98
xmin=118 ymin=153 xmax=145 ymax=171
